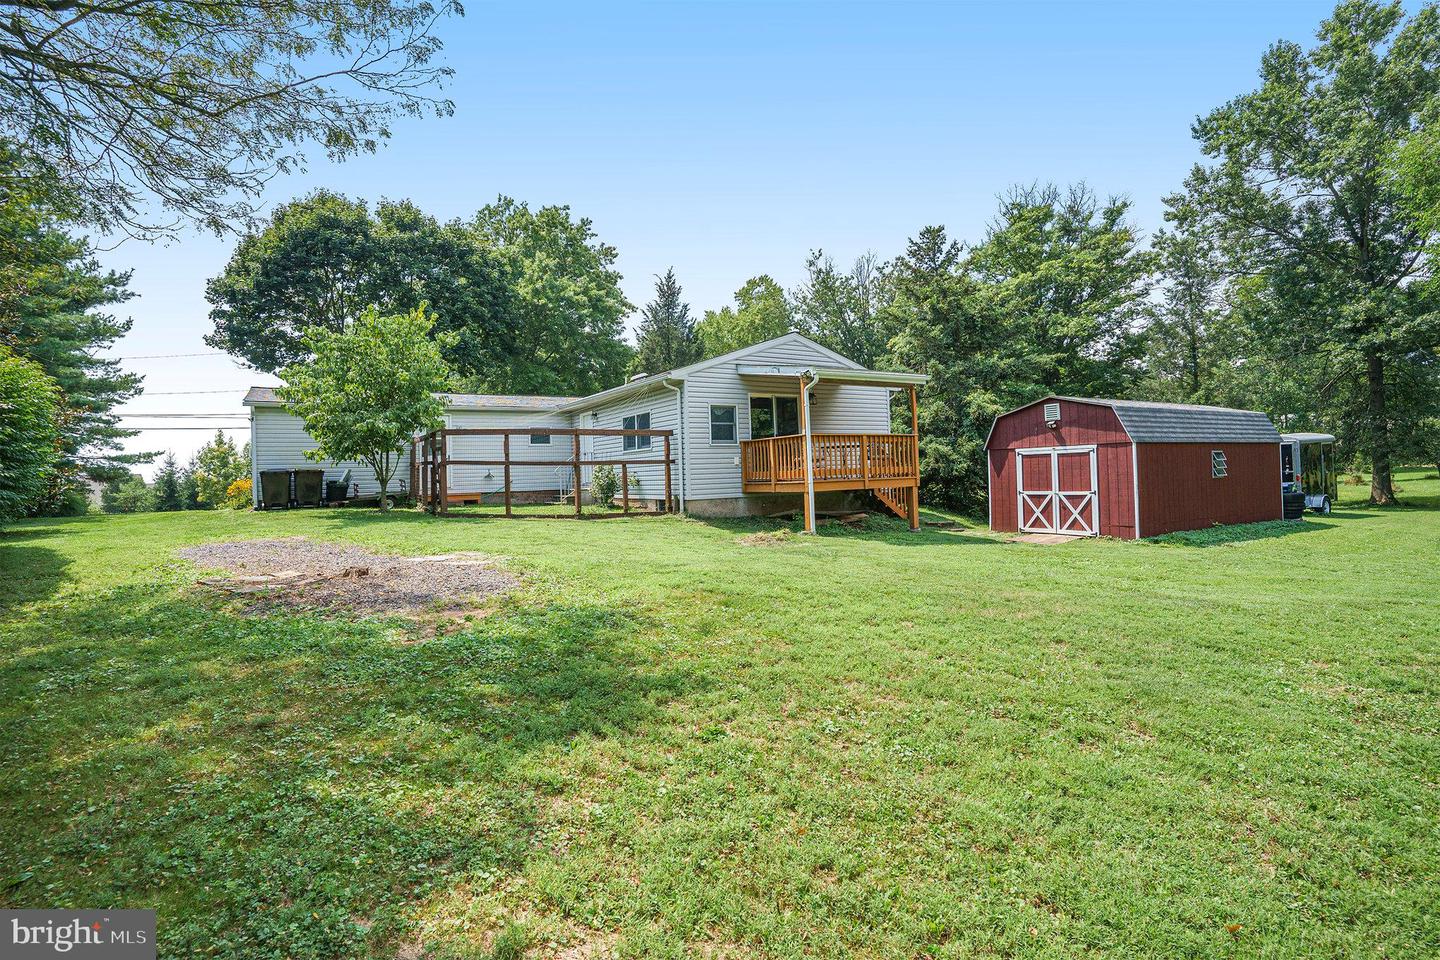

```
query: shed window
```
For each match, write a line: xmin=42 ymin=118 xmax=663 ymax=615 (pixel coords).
xmin=1211 ymin=449 xmax=1228 ymax=478
xmin=530 ymin=433 xmax=551 ymax=445
xmin=709 ymin=405 xmax=737 ymax=444
xmin=623 ymin=412 xmax=651 ymax=450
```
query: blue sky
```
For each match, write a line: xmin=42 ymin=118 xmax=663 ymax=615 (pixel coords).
xmin=103 ymin=0 xmax=1347 ymax=474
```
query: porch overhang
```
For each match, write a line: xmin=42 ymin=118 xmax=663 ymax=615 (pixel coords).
xmin=733 ymin=364 xmax=928 ymax=388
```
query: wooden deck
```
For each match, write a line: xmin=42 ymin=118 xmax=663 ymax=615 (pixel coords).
xmin=741 ymin=432 xmax=920 ymax=526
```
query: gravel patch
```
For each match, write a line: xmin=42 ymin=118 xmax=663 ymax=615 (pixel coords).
xmin=178 ymin=537 xmax=518 ymax=615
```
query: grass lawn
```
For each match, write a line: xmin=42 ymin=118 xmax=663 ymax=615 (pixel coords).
xmin=2 ymin=470 xmax=1437 ymax=958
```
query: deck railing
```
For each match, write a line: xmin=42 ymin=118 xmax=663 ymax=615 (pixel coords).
xmin=741 ymin=432 xmax=918 ymax=488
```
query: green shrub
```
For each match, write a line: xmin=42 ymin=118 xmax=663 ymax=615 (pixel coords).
xmin=590 ymin=464 xmax=619 ymax=505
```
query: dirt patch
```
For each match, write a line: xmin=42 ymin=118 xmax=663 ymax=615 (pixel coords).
xmin=179 ymin=537 xmax=518 ymax=616
xmin=738 ymin=529 xmax=800 ymax=547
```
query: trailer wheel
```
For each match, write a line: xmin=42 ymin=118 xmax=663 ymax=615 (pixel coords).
xmin=1314 ymin=497 xmax=1331 ymax=515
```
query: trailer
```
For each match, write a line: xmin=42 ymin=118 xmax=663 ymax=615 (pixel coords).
xmin=1280 ymin=433 xmax=1337 ymax=514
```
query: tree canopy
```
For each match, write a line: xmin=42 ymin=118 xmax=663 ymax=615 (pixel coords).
xmin=0 ymin=0 xmax=461 ymax=235
xmin=208 ymin=192 xmax=633 ymax=396
xmin=696 ymin=275 xmax=796 ymax=358
xmin=793 ymin=251 xmax=889 ymax=370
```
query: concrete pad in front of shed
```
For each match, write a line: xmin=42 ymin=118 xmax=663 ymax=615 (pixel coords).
xmin=1011 ymin=532 xmax=1087 ymax=545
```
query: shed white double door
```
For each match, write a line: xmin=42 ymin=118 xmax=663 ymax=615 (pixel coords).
xmin=1016 ymin=446 xmax=1098 ymax=536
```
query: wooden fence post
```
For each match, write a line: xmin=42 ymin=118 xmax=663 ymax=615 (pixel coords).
xmin=438 ymin=429 xmax=449 ymax=515
xmin=663 ymin=434 xmax=672 ymax=513
xmin=573 ymin=431 xmax=582 ymax=517
xmin=410 ymin=439 xmax=418 ymax=505
xmin=621 ymin=463 xmax=629 ymax=513
xmin=501 ymin=432 xmax=512 ymax=517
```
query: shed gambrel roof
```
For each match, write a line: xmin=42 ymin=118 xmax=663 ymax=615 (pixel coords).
xmin=1053 ymin=396 xmax=1282 ymax=444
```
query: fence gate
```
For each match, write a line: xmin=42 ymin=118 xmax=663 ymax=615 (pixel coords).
xmin=1015 ymin=446 xmax=1098 ymax=536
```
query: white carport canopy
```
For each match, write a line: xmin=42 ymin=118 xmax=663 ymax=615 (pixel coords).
xmin=734 ymin=363 xmax=929 ymax=387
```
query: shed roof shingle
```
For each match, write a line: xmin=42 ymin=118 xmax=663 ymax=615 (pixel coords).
xmin=1053 ymin=396 xmax=1282 ymax=444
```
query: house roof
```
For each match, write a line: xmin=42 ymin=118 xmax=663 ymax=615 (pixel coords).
xmin=1052 ymin=396 xmax=1282 ymax=444
xmin=243 ymin=386 xmax=575 ymax=411
xmin=555 ymin=332 xmax=886 ymax=414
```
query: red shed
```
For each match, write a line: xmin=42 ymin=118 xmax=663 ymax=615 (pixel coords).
xmin=986 ymin=397 xmax=1283 ymax=539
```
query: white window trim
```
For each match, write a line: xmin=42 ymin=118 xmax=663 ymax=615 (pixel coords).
xmin=709 ymin=404 xmax=739 ymax=445
xmin=623 ymin=412 xmax=652 ymax=451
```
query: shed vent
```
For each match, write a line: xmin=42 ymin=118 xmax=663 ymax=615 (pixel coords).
xmin=1043 ymin=402 xmax=1061 ymax=426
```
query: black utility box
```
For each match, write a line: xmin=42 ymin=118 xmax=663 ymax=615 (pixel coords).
xmin=293 ymin=469 xmax=324 ymax=507
xmin=259 ymin=469 xmax=291 ymax=509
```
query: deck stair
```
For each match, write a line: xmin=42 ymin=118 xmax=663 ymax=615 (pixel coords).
xmin=873 ymin=486 xmax=909 ymax=521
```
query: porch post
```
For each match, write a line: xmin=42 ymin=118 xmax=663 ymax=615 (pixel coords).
xmin=800 ymin=374 xmax=816 ymax=534
xmin=907 ymin=385 xmax=920 ymax=531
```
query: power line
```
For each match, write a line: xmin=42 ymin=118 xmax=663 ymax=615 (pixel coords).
xmin=104 ymin=351 xmax=232 ymax=360
xmin=118 ymin=413 xmax=249 ymax=418
xmin=119 ymin=426 xmax=249 ymax=431
xmin=137 ymin=389 xmax=249 ymax=396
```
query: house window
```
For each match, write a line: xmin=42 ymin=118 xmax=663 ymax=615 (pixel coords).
xmin=749 ymin=395 xmax=800 ymax=438
xmin=1211 ymin=449 xmax=1228 ymax=478
xmin=623 ymin=412 xmax=651 ymax=451
xmin=709 ymin=404 xmax=737 ymax=444
xmin=530 ymin=432 xmax=551 ymax=445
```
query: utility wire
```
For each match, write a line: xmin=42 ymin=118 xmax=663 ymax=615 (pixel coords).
xmin=118 ymin=413 xmax=249 ymax=418
xmin=136 ymin=389 xmax=248 ymax=396
xmin=107 ymin=351 xmax=229 ymax=360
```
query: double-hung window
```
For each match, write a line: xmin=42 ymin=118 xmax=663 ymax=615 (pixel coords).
xmin=622 ymin=412 xmax=651 ymax=451
xmin=530 ymin=432 xmax=551 ymax=445
xmin=709 ymin=404 xmax=737 ymax=444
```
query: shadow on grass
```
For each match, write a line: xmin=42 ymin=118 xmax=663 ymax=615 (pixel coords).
xmin=695 ymin=513 xmax=1003 ymax=548
xmin=0 ymin=538 xmax=69 ymax=611
xmin=1147 ymin=518 xmax=1337 ymax=547
xmin=0 ymin=587 xmax=695 ymax=957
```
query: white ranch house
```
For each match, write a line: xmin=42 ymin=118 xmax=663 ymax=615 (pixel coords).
xmin=246 ymin=333 xmax=928 ymax=529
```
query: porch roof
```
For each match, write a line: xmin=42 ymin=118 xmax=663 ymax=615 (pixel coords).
xmin=733 ymin=363 xmax=929 ymax=387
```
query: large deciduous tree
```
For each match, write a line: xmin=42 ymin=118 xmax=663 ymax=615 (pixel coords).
xmin=0 ymin=346 xmax=60 ymax=525
xmin=0 ymin=0 xmax=460 ymax=235
xmin=278 ymin=305 xmax=453 ymax=511
xmin=969 ymin=183 xmax=1155 ymax=398
xmin=696 ymin=275 xmax=798 ymax=358
xmin=468 ymin=197 xmax=633 ymax=395
xmin=631 ymin=268 xmax=701 ymax=375
xmin=206 ymin=191 xmax=520 ymax=382
xmin=1140 ymin=228 xmax=1233 ymax=403
xmin=1178 ymin=0 xmax=1440 ymax=504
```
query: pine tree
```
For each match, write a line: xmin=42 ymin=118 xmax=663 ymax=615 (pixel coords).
xmin=630 ymin=268 xmax=701 ymax=375
xmin=152 ymin=452 xmax=183 ymax=512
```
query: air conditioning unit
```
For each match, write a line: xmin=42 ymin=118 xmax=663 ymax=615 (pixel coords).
xmin=1043 ymin=401 xmax=1061 ymax=426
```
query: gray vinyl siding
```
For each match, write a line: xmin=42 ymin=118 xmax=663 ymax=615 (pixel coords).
xmin=444 ymin=409 xmax=577 ymax=495
xmin=584 ymin=384 xmax=679 ymax=502
xmin=250 ymin=406 xmax=412 ymax=501
xmin=680 ymin=338 xmax=894 ymax=501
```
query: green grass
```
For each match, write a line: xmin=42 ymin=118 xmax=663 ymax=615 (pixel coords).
xmin=1 ymin=470 xmax=1437 ymax=958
